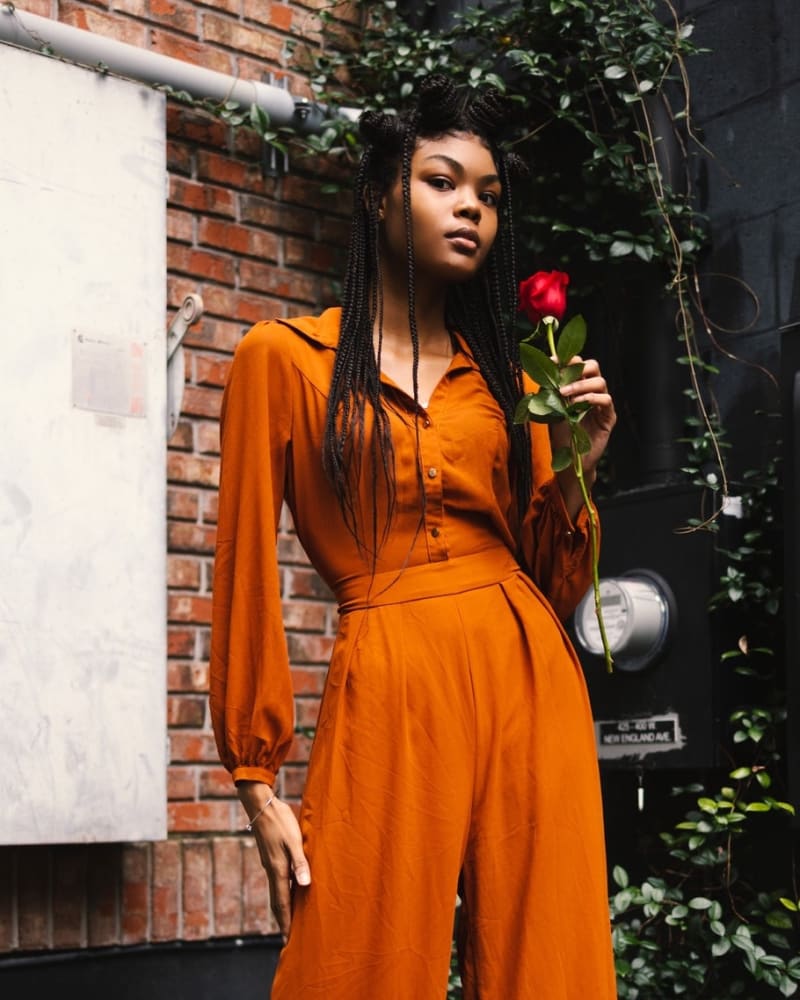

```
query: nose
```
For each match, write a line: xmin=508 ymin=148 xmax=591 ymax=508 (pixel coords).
xmin=455 ymin=190 xmax=481 ymax=223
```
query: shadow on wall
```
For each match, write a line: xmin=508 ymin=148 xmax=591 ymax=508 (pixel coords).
xmin=0 ymin=936 xmax=281 ymax=1000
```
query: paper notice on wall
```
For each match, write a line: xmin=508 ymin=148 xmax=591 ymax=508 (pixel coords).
xmin=72 ymin=332 xmax=147 ymax=418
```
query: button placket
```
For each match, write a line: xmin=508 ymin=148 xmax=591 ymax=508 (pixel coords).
xmin=417 ymin=406 xmax=447 ymax=560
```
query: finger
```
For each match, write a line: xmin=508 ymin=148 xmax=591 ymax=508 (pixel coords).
xmin=267 ymin=865 xmax=293 ymax=942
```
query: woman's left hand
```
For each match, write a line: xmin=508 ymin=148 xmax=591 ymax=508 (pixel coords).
xmin=549 ymin=358 xmax=616 ymax=518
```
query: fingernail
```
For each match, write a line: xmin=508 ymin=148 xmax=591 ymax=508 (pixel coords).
xmin=297 ymin=870 xmax=311 ymax=886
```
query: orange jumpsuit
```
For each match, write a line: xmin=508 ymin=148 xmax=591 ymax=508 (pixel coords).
xmin=210 ymin=307 xmax=617 ymax=999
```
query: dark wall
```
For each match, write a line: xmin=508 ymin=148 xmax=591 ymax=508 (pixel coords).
xmin=678 ymin=0 xmax=800 ymax=470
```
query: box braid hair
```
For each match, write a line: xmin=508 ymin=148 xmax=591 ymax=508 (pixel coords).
xmin=322 ymin=74 xmax=532 ymax=558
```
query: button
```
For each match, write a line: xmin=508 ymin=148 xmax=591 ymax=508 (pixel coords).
xmin=431 ymin=527 xmax=440 ymax=538
xmin=427 ymin=467 xmax=438 ymax=479
xmin=423 ymin=418 xmax=431 ymax=428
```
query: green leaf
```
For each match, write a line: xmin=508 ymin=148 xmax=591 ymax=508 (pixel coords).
xmin=556 ymin=315 xmax=587 ymax=363
xmin=514 ymin=394 xmax=535 ymax=424
xmin=612 ymin=865 xmax=629 ymax=889
xmin=604 ymin=65 xmax=628 ymax=80
xmin=744 ymin=801 xmax=771 ymax=812
xmin=551 ymin=446 xmax=573 ymax=472
xmin=520 ymin=343 xmax=559 ymax=388
xmin=573 ymin=424 xmax=592 ymax=455
xmin=688 ymin=897 xmax=713 ymax=910
xmin=609 ymin=240 xmax=634 ymax=257
xmin=560 ymin=362 xmax=586 ymax=387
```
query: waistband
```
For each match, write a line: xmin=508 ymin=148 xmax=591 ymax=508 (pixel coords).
xmin=335 ymin=545 xmax=521 ymax=614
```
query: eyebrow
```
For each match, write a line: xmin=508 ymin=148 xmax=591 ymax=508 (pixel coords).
xmin=421 ymin=154 xmax=501 ymax=187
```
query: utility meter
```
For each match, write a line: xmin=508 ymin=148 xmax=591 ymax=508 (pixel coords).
xmin=573 ymin=569 xmax=675 ymax=672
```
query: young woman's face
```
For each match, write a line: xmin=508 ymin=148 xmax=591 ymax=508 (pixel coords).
xmin=379 ymin=131 xmax=502 ymax=285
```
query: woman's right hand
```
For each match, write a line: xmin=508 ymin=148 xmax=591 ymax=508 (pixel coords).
xmin=238 ymin=781 xmax=311 ymax=942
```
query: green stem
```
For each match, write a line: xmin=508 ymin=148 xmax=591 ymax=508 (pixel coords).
xmin=571 ymin=430 xmax=614 ymax=673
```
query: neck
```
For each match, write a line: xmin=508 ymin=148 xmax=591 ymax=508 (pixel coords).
xmin=376 ymin=270 xmax=450 ymax=353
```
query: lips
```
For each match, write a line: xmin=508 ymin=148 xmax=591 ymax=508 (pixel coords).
xmin=445 ymin=227 xmax=481 ymax=251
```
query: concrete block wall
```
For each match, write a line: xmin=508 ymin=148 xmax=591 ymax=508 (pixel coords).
xmin=0 ymin=0 xmax=353 ymax=956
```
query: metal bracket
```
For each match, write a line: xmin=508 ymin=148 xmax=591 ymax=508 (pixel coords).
xmin=166 ymin=293 xmax=203 ymax=438
xmin=262 ymin=72 xmax=290 ymax=178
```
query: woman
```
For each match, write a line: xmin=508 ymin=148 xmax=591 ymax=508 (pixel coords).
xmin=210 ymin=75 xmax=617 ymax=998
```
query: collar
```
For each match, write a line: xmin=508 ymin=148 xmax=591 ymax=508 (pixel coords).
xmin=275 ymin=307 xmax=480 ymax=375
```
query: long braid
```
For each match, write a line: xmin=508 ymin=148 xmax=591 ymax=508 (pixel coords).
xmin=323 ymin=74 xmax=534 ymax=554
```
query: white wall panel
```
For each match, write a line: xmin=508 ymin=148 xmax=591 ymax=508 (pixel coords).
xmin=0 ymin=44 xmax=167 ymax=843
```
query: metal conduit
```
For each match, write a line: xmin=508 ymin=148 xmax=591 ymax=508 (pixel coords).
xmin=0 ymin=3 xmax=330 ymax=133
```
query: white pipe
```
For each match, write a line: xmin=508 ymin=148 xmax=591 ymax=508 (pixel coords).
xmin=0 ymin=4 xmax=312 ymax=129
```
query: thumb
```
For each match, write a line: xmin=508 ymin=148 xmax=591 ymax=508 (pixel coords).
xmin=291 ymin=847 xmax=311 ymax=886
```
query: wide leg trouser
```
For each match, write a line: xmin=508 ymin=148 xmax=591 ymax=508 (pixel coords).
xmin=270 ymin=559 xmax=617 ymax=1000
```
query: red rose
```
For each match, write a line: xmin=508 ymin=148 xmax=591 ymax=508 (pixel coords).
xmin=518 ymin=270 xmax=570 ymax=325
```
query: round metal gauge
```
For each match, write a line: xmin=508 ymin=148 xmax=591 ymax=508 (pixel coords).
xmin=573 ymin=569 xmax=675 ymax=672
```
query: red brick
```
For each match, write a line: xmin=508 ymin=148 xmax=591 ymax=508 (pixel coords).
xmin=168 ymin=451 xmax=220 ymax=487
xmin=152 ymin=27 xmax=232 ymax=72
xmin=295 ymin=697 xmax=321 ymax=730
xmin=169 ymin=594 xmax=214 ymax=625
xmin=168 ymin=243 xmax=237 ymax=286
xmin=199 ymin=284 xmax=281 ymax=325
xmin=280 ymin=764 xmax=308 ymax=800
xmin=168 ymin=521 xmax=218 ymax=554
xmin=11 ymin=0 xmax=51 ymax=14
xmin=196 ymin=420 xmax=220 ymax=455
xmin=169 ymin=480 xmax=204 ymax=521
xmin=168 ymin=554 xmax=202 ymax=589
xmin=286 ymin=567 xmax=334 ymax=600
xmin=240 ymin=194 xmax=317 ymax=236
xmin=282 ymin=174 xmax=349 ymax=215
xmin=168 ymin=626 xmax=197 ymax=658
xmin=195 ymin=355 xmax=231 ymax=388
xmin=17 ymin=847 xmax=50 ymax=950
xmin=202 ymin=11 xmax=283 ymax=60
xmin=282 ymin=600 xmax=326 ymax=631
xmin=61 ymin=3 xmax=147 ymax=45
xmin=182 ymin=841 xmax=212 ymax=939
xmin=203 ymin=491 xmax=219 ymax=524
xmin=113 ymin=0 xmax=197 ymax=33
xmin=87 ymin=845 xmax=122 ymax=948
xmin=239 ymin=260 xmax=317 ymax=303
xmin=168 ymin=692 xmax=207 ymax=725
xmin=196 ymin=149 xmax=261 ymax=191
xmin=241 ymin=840 xmax=273 ymax=934
xmin=167 ymin=206 xmax=194 ymax=244
xmin=200 ymin=766 xmax=236 ymax=798
xmin=121 ymin=845 xmax=150 ymax=945
xmin=51 ymin=846 xmax=87 ymax=950
xmin=167 ymin=139 xmax=193 ymax=176
xmin=286 ymin=731 xmax=314 ymax=764
xmin=290 ymin=666 xmax=327 ymax=696
xmin=169 ymin=176 xmax=237 ymax=217
xmin=170 ymin=731 xmax=221 ymax=764
xmin=167 ymin=765 xmax=197 ymax=800
xmin=285 ymin=235 xmax=339 ymax=274
xmin=196 ymin=0 xmax=241 ymax=13
xmin=212 ymin=838 xmax=243 ymax=937
xmin=169 ymin=275 xmax=201 ymax=310
xmin=184 ymin=317 xmax=247 ymax=353
xmin=180 ymin=386 xmax=223 ymax=421
xmin=197 ymin=628 xmax=212 ymax=661
xmin=168 ymin=660 xmax=210 ymax=692
xmin=168 ymin=418 xmax=194 ymax=451
xmin=152 ymin=840 xmax=181 ymax=941
xmin=277 ymin=533 xmax=310 ymax=565
xmin=167 ymin=104 xmax=230 ymax=149
xmin=287 ymin=633 xmax=334 ymax=663
xmin=168 ymin=801 xmax=233 ymax=834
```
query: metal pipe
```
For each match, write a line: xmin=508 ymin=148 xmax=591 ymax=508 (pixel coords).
xmin=0 ymin=4 xmax=311 ymax=129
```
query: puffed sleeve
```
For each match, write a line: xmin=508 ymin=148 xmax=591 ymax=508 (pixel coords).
xmin=209 ymin=322 xmax=294 ymax=787
xmin=519 ymin=420 xmax=600 ymax=622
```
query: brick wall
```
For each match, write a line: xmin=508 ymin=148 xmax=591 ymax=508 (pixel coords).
xmin=0 ymin=0 xmax=354 ymax=955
